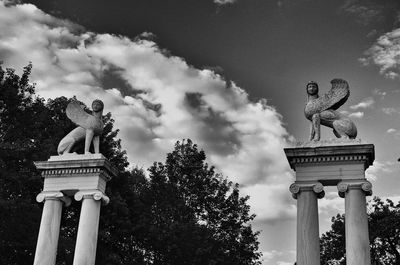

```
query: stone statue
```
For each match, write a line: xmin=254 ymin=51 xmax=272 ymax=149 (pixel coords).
xmin=57 ymin=99 xmax=104 ymax=155
xmin=304 ymin=79 xmax=357 ymax=141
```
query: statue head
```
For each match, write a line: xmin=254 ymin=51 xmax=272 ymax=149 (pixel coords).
xmin=92 ymin=99 xmax=104 ymax=113
xmin=306 ymin=81 xmax=319 ymax=96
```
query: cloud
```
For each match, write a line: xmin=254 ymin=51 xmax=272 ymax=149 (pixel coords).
xmin=361 ymin=28 xmax=400 ymax=79
xmin=385 ymin=127 xmax=400 ymax=139
xmin=348 ymin=111 xmax=364 ymax=118
xmin=350 ymin=97 xmax=375 ymax=110
xmin=0 ymin=0 xmax=292 ymax=225
xmin=277 ymin=262 xmax=293 ymax=265
xmin=382 ymin=107 xmax=400 ymax=115
xmin=372 ymin=88 xmax=387 ymax=99
xmin=242 ymin=181 xmax=295 ymax=223
xmin=340 ymin=0 xmax=383 ymax=26
xmin=262 ymin=250 xmax=283 ymax=261
xmin=319 ymin=191 xmax=345 ymax=214
xmin=262 ymin=250 xmax=295 ymax=265
xmin=214 ymin=0 xmax=237 ymax=5
xmin=366 ymin=160 xmax=395 ymax=181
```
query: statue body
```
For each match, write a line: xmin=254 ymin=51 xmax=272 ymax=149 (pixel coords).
xmin=57 ymin=100 xmax=104 ymax=155
xmin=305 ymin=79 xmax=357 ymax=141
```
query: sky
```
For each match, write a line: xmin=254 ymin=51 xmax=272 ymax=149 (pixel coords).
xmin=1 ymin=0 xmax=400 ymax=264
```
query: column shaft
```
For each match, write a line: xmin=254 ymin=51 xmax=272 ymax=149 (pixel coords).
xmin=33 ymin=199 xmax=63 ymax=265
xmin=73 ymin=198 xmax=101 ymax=265
xmin=297 ymin=190 xmax=320 ymax=265
xmin=345 ymin=188 xmax=371 ymax=265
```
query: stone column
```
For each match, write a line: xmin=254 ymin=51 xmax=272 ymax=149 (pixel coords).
xmin=338 ymin=180 xmax=372 ymax=265
xmin=34 ymin=191 xmax=71 ymax=265
xmin=73 ymin=190 xmax=109 ymax=265
xmin=290 ymin=182 xmax=324 ymax=265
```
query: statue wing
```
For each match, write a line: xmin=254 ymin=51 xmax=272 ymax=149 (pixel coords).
xmin=66 ymin=101 xmax=92 ymax=129
xmin=319 ymin=79 xmax=350 ymax=111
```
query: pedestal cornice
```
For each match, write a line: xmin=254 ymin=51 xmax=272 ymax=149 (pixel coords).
xmin=34 ymin=153 xmax=117 ymax=196
xmin=35 ymin=153 xmax=118 ymax=178
xmin=284 ymin=142 xmax=374 ymax=171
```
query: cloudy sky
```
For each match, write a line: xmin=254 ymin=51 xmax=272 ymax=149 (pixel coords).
xmin=2 ymin=0 xmax=400 ymax=264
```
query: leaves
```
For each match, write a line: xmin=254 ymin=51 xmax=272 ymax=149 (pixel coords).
xmin=321 ymin=197 xmax=400 ymax=265
xmin=0 ymin=65 xmax=261 ymax=265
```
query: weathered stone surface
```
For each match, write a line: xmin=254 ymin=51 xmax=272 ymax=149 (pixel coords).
xmin=33 ymin=193 xmax=70 ymax=265
xmin=284 ymin=143 xmax=374 ymax=186
xmin=57 ymin=100 xmax=104 ymax=155
xmin=73 ymin=196 xmax=102 ymax=265
xmin=285 ymin=143 xmax=374 ymax=265
xmin=34 ymin=153 xmax=116 ymax=265
xmin=34 ymin=154 xmax=117 ymax=194
xmin=305 ymin=79 xmax=357 ymax=141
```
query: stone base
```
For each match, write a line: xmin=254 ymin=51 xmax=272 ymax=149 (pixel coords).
xmin=284 ymin=142 xmax=374 ymax=186
xmin=35 ymin=153 xmax=117 ymax=195
xmin=285 ymin=141 xmax=375 ymax=265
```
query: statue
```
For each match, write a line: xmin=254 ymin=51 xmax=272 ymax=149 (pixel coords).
xmin=57 ymin=99 xmax=104 ymax=155
xmin=304 ymin=79 xmax=357 ymax=141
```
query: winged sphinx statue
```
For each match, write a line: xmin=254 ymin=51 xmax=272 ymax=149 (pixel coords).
xmin=304 ymin=79 xmax=357 ymax=141
xmin=57 ymin=99 xmax=104 ymax=155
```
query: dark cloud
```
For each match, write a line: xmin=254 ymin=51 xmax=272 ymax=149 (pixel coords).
xmin=184 ymin=92 xmax=242 ymax=156
xmin=100 ymin=64 xmax=143 ymax=97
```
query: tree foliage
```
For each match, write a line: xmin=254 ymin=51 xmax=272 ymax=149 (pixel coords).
xmin=0 ymin=64 xmax=261 ymax=265
xmin=136 ymin=139 xmax=261 ymax=264
xmin=320 ymin=197 xmax=400 ymax=265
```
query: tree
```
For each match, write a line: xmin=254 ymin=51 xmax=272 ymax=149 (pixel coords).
xmin=0 ymin=63 xmax=47 ymax=264
xmin=133 ymin=139 xmax=261 ymax=265
xmin=0 ymin=64 xmax=137 ymax=264
xmin=0 ymin=64 xmax=261 ymax=265
xmin=320 ymin=197 xmax=400 ymax=265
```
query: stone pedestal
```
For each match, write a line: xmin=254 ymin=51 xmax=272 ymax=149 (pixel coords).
xmin=285 ymin=141 xmax=374 ymax=265
xmin=34 ymin=153 xmax=117 ymax=265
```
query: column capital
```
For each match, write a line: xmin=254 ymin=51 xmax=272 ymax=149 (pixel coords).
xmin=74 ymin=190 xmax=110 ymax=205
xmin=36 ymin=191 xmax=71 ymax=206
xmin=289 ymin=182 xmax=325 ymax=199
xmin=337 ymin=180 xmax=373 ymax=198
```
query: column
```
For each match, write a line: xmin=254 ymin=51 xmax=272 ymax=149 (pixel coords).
xmin=337 ymin=181 xmax=372 ymax=265
xmin=290 ymin=182 xmax=324 ymax=265
xmin=34 ymin=191 xmax=71 ymax=265
xmin=73 ymin=190 xmax=109 ymax=265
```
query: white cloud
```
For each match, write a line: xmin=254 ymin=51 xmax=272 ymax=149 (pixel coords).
xmin=0 ymin=0 xmax=293 ymax=225
xmin=348 ymin=111 xmax=364 ymax=118
xmin=350 ymin=97 xmax=374 ymax=110
xmin=382 ymin=107 xmax=400 ymax=115
xmin=242 ymin=181 xmax=296 ymax=223
xmin=387 ymin=128 xmax=397 ymax=134
xmin=372 ymin=88 xmax=387 ymax=99
xmin=319 ymin=191 xmax=345 ymax=214
xmin=362 ymin=28 xmax=400 ymax=79
xmin=262 ymin=250 xmax=283 ymax=261
xmin=214 ymin=0 xmax=237 ymax=5
xmin=277 ymin=262 xmax=293 ymax=265
xmin=262 ymin=250 xmax=295 ymax=265
xmin=366 ymin=160 xmax=395 ymax=181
